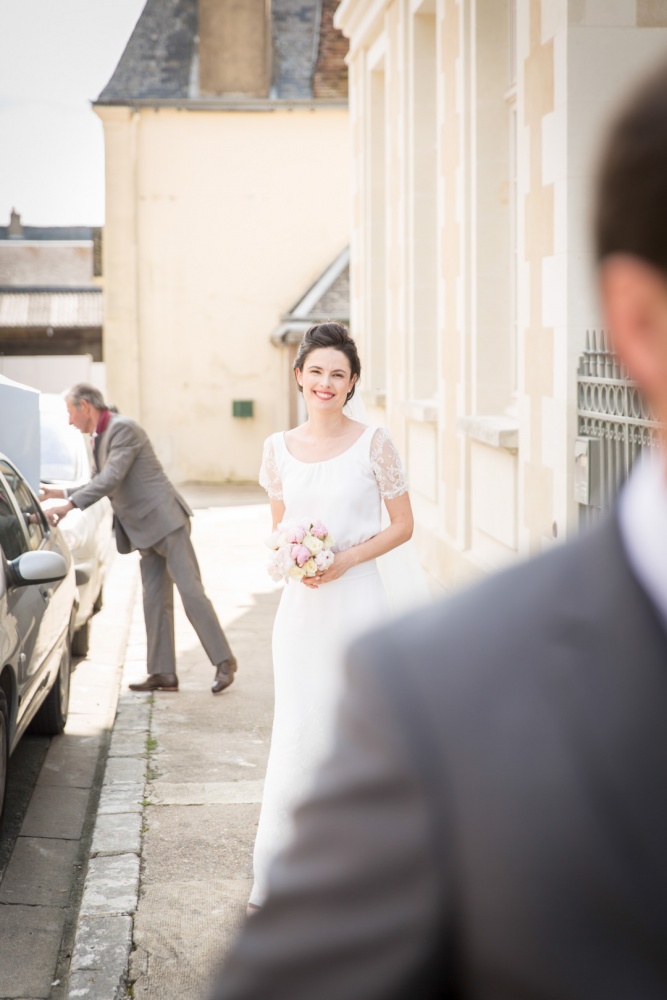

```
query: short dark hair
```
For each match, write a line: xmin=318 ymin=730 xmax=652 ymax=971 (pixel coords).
xmin=595 ymin=59 xmax=667 ymax=272
xmin=65 ymin=383 xmax=108 ymax=411
xmin=293 ymin=322 xmax=361 ymax=402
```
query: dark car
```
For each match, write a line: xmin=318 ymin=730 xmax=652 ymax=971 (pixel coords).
xmin=0 ymin=455 xmax=77 ymax=827
xmin=39 ymin=394 xmax=113 ymax=656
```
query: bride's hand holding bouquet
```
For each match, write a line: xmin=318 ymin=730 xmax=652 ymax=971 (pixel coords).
xmin=302 ymin=546 xmax=357 ymax=588
xmin=267 ymin=519 xmax=343 ymax=588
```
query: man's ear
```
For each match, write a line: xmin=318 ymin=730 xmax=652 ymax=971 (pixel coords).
xmin=599 ymin=255 xmax=667 ymax=401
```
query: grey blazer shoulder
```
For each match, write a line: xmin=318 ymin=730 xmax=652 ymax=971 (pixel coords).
xmin=212 ymin=516 xmax=667 ymax=1000
xmin=70 ymin=414 xmax=192 ymax=551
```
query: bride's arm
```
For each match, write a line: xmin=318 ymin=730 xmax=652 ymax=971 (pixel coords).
xmin=303 ymin=493 xmax=413 ymax=588
xmin=270 ymin=498 xmax=286 ymax=531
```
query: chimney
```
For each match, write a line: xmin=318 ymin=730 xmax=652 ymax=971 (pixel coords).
xmin=8 ymin=208 xmax=24 ymax=239
xmin=199 ymin=0 xmax=271 ymax=98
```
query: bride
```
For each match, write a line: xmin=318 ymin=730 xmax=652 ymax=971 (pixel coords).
xmin=250 ymin=321 xmax=415 ymax=909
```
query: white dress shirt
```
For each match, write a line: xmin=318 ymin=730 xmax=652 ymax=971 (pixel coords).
xmin=618 ymin=451 xmax=667 ymax=627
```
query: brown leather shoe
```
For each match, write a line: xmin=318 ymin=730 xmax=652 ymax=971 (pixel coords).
xmin=129 ymin=673 xmax=179 ymax=692
xmin=212 ymin=657 xmax=237 ymax=694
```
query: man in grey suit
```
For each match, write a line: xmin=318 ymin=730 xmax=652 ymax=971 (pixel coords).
xmin=42 ymin=385 xmax=237 ymax=694
xmin=209 ymin=61 xmax=667 ymax=1000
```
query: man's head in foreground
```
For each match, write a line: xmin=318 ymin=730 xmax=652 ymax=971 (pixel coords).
xmin=596 ymin=59 xmax=667 ymax=428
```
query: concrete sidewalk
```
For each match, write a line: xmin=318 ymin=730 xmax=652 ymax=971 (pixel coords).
xmin=0 ymin=545 xmax=139 ymax=1000
xmin=68 ymin=486 xmax=279 ymax=1000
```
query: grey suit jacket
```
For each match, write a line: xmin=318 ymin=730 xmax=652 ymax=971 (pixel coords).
xmin=212 ymin=515 xmax=667 ymax=1000
xmin=70 ymin=414 xmax=191 ymax=552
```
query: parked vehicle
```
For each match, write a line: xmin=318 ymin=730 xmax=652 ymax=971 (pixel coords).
xmin=0 ymin=454 xmax=77 ymax=827
xmin=39 ymin=394 xmax=113 ymax=656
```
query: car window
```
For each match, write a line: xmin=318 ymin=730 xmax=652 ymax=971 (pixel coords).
xmin=0 ymin=461 xmax=46 ymax=552
xmin=40 ymin=412 xmax=87 ymax=482
xmin=0 ymin=484 xmax=27 ymax=560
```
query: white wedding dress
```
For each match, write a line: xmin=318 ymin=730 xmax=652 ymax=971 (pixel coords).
xmin=250 ymin=425 xmax=409 ymax=905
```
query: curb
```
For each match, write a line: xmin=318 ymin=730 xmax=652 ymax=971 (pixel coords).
xmin=66 ymin=564 xmax=149 ymax=1000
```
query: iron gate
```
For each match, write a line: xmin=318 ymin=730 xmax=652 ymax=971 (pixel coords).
xmin=576 ymin=331 xmax=660 ymax=524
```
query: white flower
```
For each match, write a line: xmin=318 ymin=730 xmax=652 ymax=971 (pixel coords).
xmin=267 ymin=560 xmax=284 ymax=583
xmin=302 ymin=557 xmax=318 ymax=577
xmin=314 ymin=549 xmax=334 ymax=572
xmin=266 ymin=530 xmax=283 ymax=550
xmin=303 ymin=533 xmax=324 ymax=555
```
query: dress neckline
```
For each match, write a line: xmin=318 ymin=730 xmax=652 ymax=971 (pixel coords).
xmin=281 ymin=425 xmax=373 ymax=466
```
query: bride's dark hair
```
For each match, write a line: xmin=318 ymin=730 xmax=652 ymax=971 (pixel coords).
xmin=293 ymin=322 xmax=361 ymax=402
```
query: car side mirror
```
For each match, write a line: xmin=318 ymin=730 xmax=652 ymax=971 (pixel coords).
xmin=8 ymin=551 xmax=68 ymax=587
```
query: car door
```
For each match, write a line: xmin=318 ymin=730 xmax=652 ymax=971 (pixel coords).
xmin=0 ymin=469 xmax=45 ymax=723
xmin=0 ymin=462 xmax=61 ymax=727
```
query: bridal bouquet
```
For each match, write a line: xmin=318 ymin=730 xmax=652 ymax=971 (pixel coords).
xmin=266 ymin=518 xmax=335 ymax=583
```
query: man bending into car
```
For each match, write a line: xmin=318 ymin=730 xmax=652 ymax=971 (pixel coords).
xmin=41 ymin=384 xmax=236 ymax=696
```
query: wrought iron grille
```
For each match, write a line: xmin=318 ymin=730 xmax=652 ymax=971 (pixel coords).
xmin=576 ymin=331 xmax=660 ymax=523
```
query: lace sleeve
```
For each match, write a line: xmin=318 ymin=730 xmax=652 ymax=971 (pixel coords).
xmin=370 ymin=428 xmax=408 ymax=500
xmin=259 ymin=436 xmax=283 ymax=500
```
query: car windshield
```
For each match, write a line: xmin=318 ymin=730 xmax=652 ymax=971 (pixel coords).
xmin=40 ymin=410 xmax=86 ymax=483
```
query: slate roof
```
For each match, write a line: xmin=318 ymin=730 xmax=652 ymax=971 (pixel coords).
xmin=0 ymin=226 xmax=95 ymax=241
xmin=97 ymin=0 xmax=347 ymax=105
xmin=272 ymin=1 xmax=320 ymax=100
xmin=273 ymin=247 xmax=349 ymax=344
xmin=97 ymin=0 xmax=197 ymax=104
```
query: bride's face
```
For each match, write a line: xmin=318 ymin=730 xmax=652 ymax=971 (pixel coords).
xmin=297 ymin=348 xmax=357 ymax=413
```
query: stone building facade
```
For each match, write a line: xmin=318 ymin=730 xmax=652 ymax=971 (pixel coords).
xmin=95 ymin=0 xmax=349 ymax=483
xmin=336 ymin=0 xmax=667 ymax=585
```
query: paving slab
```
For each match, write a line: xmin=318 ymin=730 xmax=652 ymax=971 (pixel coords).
xmin=103 ymin=756 xmax=146 ymax=785
xmin=79 ymin=854 xmax=140 ymax=916
xmin=130 ymin=879 xmax=247 ymax=1000
xmin=108 ymin=730 xmax=147 ymax=757
xmin=97 ymin=782 xmax=144 ymax=816
xmin=36 ymin=746 xmax=100 ymax=789
xmin=71 ymin=913 xmax=133 ymax=972
xmin=20 ymin=785 xmax=91 ymax=840
xmin=58 ymin=715 xmax=114 ymax=738
xmin=141 ymin=803 xmax=257 ymax=885
xmin=0 ymin=837 xmax=80 ymax=906
xmin=67 ymin=967 xmax=127 ymax=1000
xmin=91 ymin=812 xmax=142 ymax=856
xmin=111 ymin=703 xmax=151 ymax=733
xmin=0 ymin=903 xmax=67 ymax=998
xmin=151 ymin=779 xmax=263 ymax=806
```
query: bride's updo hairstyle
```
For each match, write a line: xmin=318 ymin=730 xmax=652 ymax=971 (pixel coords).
xmin=293 ymin=322 xmax=361 ymax=403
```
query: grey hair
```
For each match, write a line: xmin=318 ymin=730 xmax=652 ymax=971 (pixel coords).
xmin=65 ymin=383 xmax=108 ymax=411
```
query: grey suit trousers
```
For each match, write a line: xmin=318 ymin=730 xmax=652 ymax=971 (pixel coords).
xmin=139 ymin=522 xmax=232 ymax=675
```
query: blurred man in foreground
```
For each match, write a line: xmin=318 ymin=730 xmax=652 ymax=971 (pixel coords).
xmin=210 ymin=62 xmax=667 ymax=1000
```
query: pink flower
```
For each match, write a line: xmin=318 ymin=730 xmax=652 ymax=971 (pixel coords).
xmin=310 ymin=520 xmax=329 ymax=540
xmin=285 ymin=523 xmax=306 ymax=544
xmin=291 ymin=543 xmax=311 ymax=567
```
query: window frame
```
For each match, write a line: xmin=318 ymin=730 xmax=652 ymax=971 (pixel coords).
xmin=0 ymin=460 xmax=49 ymax=558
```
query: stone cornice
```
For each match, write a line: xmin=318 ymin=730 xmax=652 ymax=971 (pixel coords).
xmin=335 ymin=0 xmax=388 ymax=54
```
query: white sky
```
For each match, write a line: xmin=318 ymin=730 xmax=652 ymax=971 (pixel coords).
xmin=0 ymin=0 xmax=146 ymax=226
